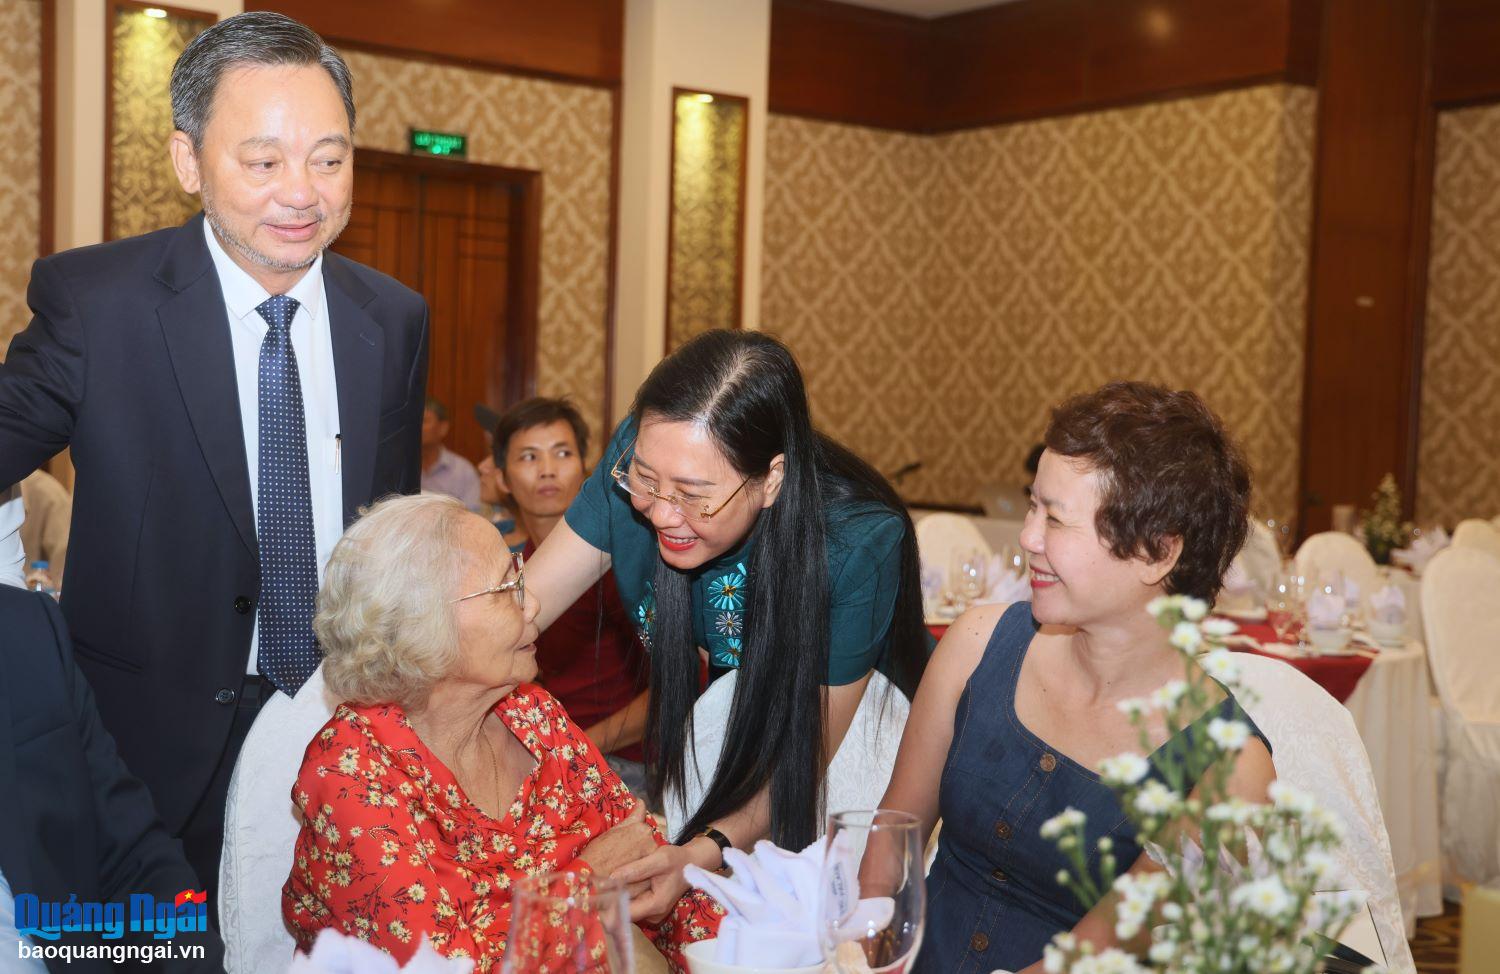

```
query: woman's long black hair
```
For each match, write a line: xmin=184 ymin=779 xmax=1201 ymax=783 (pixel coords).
xmin=638 ymin=330 xmax=928 ymax=850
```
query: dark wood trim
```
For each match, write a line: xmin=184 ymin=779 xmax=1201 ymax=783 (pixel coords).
xmin=1400 ymin=15 xmax=1439 ymax=522
xmin=103 ymin=0 xmax=217 ymax=241
xmin=318 ymin=36 xmax=620 ymax=92
xmin=39 ymin=0 xmax=55 ymax=256
xmin=601 ymin=85 xmax=622 ymax=437
xmin=663 ymin=87 xmax=750 ymax=355
xmin=1432 ymin=0 xmax=1500 ymax=107
xmin=243 ymin=0 xmax=624 ymax=88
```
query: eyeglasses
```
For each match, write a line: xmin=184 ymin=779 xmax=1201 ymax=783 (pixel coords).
xmin=451 ymin=550 xmax=526 ymax=606
xmin=609 ymin=440 xmax=750 ymax=522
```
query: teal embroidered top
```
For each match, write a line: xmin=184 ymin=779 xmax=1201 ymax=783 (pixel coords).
xmin=564 ymin=417 xmax=905 ymax=686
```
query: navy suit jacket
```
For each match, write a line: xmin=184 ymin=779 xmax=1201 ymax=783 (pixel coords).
xmin=0 ymin=585 xmax=224 ymax=971
xmin=0 ymin=213 xmax=428 ymax=830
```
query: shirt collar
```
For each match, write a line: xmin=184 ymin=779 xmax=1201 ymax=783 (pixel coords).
xmin=202 ymin=216 xmax=325 ymax=323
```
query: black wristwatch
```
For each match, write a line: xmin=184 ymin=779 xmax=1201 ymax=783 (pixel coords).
xmin=688 ymin=826 xmax=733 ymax=864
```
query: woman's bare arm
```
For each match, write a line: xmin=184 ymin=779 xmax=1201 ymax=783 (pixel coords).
xmin=525 ymin=518 xmax=612 ymax=631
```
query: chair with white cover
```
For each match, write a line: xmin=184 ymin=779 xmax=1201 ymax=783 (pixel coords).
xmin=1235 ymin=518 xmax=1283 ymax=597
xmin=1232 ymin=654 xmax=1414 ymax=972
xmin=1452 ymin=518 xmax=1500 ymax=561
xmin=663 ymin=670 xmax=910 ymax=843
xmin=1294 ymin=531 xmax=1380 ymax=602
xmin=1422 ymin=546 xmax=1500 ymax=890
xmin=218 ymin=666 xmax=341 ymax=972
xmin=913 ymin=512 xmax=992 ymax=588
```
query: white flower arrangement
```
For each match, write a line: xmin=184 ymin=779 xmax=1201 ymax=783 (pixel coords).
xmin=1038 ymin=595 xmax=1383 ymax=974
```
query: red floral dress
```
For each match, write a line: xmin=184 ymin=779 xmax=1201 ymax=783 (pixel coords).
xmin=282 ymin=683 xmax=722 ymax=972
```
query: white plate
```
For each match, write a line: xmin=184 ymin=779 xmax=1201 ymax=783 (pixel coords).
xmin=1215 ymin=605 xmax=1268 ymax=622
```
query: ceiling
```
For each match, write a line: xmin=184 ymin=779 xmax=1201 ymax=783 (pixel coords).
xmin=838 ymin=0 xmax=1015 ymax=18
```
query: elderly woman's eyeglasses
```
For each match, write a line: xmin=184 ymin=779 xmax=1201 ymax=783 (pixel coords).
xmin=608 ymin=440 xmax=750 ymax=522
xmin=450 ymin=550 xmax=526 ymax=607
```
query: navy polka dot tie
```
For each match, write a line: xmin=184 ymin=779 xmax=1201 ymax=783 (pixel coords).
xmin=255 ymin=295 xmax=319 ymax=695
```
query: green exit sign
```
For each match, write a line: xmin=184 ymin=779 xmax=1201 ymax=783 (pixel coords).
xmin=409 ymin=129 xmax=468 ymax=158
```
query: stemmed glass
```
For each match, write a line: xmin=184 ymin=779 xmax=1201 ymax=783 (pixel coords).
xmin=952 ymin=550 xmax=988 ymax=611
xmin=1270 ymin=570 xmax=1308 ymax=650
xmin=503 ymin=871 xmax=632 ymax=974
xmin=998 ymin=544 xmax=1027 ymax=578
xmin=818 ymin=810 xmax=927 ymax=974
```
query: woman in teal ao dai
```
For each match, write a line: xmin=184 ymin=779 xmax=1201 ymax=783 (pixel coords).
xmin=523 ymin=330 xmax=929 ymax=925
xmin=881 ymin=382 xmax=1276 ymax=974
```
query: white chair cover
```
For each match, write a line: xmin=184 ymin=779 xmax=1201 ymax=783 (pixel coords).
xmin=663 ymin=670 xmax=910 ymax=842
xmin=913 ymin=512 xmax=993 ymax=587
xmin=1294 ymin=531 xmax=1380 ymax=602
xmin=1452 ymin=518 xmax=1500 ymax=561
xmin=219 ymin=666 xmax=341 ymax=972
xmin=1232 ymin=654 xmax=1414 ymax=973
xmin=1422 ymin=546 xmax=1500 ymax=888
xmin=1235 ymin=519 xmax=1283 ymax=597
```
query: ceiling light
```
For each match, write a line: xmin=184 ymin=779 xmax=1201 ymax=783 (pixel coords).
xmin=144 ymin=7 xmax=168 ymax=17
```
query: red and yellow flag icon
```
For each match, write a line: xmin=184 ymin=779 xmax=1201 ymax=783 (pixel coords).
xmin=174 ymin=890 xmax=207 ymax=907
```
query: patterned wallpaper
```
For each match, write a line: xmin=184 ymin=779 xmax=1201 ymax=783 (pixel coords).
xmin=763 ymin=85 xmax=1316 ymax=525
xmin=0 ymin=0 xmax=40 ymax=357
xmin=343 ymin=50 xmax=614 ymax=456
xmin=668 ymin=94 xmax=746 ymax=351
xmin=109 ymin=6 xmax=209 ymax=240
xmin=1418 ymin=105 xmax=1500 ymax=526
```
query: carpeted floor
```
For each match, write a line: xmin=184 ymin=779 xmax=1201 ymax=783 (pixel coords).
xmin=1411 ymin=900 xmax=1463 ymax=973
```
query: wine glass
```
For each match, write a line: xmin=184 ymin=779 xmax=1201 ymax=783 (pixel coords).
xmin=952 ymin=550 xmax=988 ymax=610
xmin=503 ymin=871 xmax=632 ymax=974
xmin=818 ymin=809 xmax=927 ymax=974
xmin=998 ymin=543 xmax=1027 ymax=577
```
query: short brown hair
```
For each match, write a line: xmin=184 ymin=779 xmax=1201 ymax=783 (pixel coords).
xmin=1043 ymin=381 xmax=1251 ymax=602
xmin=490 ymin=397 xmax=590 ymax=469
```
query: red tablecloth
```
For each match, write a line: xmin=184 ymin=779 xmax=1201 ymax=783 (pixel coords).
xmin=925 ymin=616 xmax=1374 ymax=704
xmin=1227 ymin=616 xmax=1373 ymax=704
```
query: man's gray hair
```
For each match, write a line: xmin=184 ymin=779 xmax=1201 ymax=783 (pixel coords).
xmin=170 ymin=11 xmax=355 ymax=149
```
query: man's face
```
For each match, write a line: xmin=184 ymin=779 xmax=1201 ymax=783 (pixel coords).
xmin=421 ymin=408 xmax=448 ymax=450
xmin=497 ymin=420 xmax=585 ymax=521
xmin=171 ymin=63 xmax=353 ymax=288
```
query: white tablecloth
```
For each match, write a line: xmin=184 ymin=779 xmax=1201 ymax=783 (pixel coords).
xmin=1343 ymin=640 xmax=1444 ymax=936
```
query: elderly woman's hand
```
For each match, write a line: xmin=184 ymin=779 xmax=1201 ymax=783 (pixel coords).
xmin=578 ymin=801 xmax=657 ymax=883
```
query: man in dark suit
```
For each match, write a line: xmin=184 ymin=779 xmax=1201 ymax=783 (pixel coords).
xmin=0 ymin=584 xmax=224 ymax=972
xmin=0 ymin=12 xmax=427 ymax=892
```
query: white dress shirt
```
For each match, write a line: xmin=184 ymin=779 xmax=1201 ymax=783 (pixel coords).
xmin=0 ymin=484 xmax=25 ymax=589
xmin=203 ymin=220 xmax=343 ymax=675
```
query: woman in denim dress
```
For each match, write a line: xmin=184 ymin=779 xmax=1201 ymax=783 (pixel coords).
xmin=881 ymin=382 xmax=1276 ymax=974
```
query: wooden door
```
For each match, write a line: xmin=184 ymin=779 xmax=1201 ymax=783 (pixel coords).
xmin=333 ymin=150 xmax=540 ymax=464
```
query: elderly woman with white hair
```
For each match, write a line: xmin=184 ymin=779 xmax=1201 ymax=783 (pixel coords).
xmin=282 ymin=494 xmax=721 ymax=972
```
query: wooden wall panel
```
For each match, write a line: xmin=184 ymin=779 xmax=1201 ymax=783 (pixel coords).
xmin=769 ymin=0 xmax=1319 ymax=134
xmin=246 ymin=0 xmax=624 ymax=85
xmin=1298 ymin=0 xmax=1435 ymax=534
xmin=768 ymin=0 xmax=928 ymax=131
xmin=1433 ymin=0 xmax=1500 ymax=106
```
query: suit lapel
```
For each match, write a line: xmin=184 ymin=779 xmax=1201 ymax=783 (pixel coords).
xmin=323 ymin=255 xmax=383 ymax=525
xmin=0 ymin=659 xmax=31 ymax=894
xmin=155 ymin=215 xmax=257 ymax=557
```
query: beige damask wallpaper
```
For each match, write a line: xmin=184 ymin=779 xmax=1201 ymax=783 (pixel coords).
xmin=763 ymin=84 xmax=1316 ymax=524
xmin=0 ymin=0 xmax=40 ymax=357
xmin=109 ymin=6 xmax=209 ymax=240
xmin=343 ymin=50 xmax=614 ymax=454
xmin=1418 ymin=105 xmax=1500 ymax=527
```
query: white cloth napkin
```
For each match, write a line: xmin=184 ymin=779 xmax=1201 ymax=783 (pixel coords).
xmin=684 ymin=839 xmax=893 ymax=969
xmin=1369 ymin=584 xmax=1407 ymax=625
xmin=1307 ymin=589 xmax=1345 ymax=630
xmin=1221 ymin=560 xmax=1256 ymax=596
xmin=976 ymin=567 xmax=1030 ymax=605
xmin=287 ymin=930 xmax=473 ymax=973
xmin=1392 ymin=527 xmax=1450 ymax=573
xmin=1340 ymin=577 xmax=1360 ymax=614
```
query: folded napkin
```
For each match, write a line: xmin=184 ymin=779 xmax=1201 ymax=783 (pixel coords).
xmin=1392 ymin=527 xmax=1449 ymax=573
xmin=288 ymin=930 xmax=472 ymax=973
xmin=976 ymin=567 xmax=1031 ymax=606
xmin=1369 ymin=584 xmax=1406 ymax=625
xmin=1340 ymin=577 xmax=1360 ymax=614
xmin=684 ymin=839 xmax=893 ymax=969
xmin=1221 ymin=560 xmax=1256 ymax=596
xmin=1307 ymin=590 xmax=1345 ymax=630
